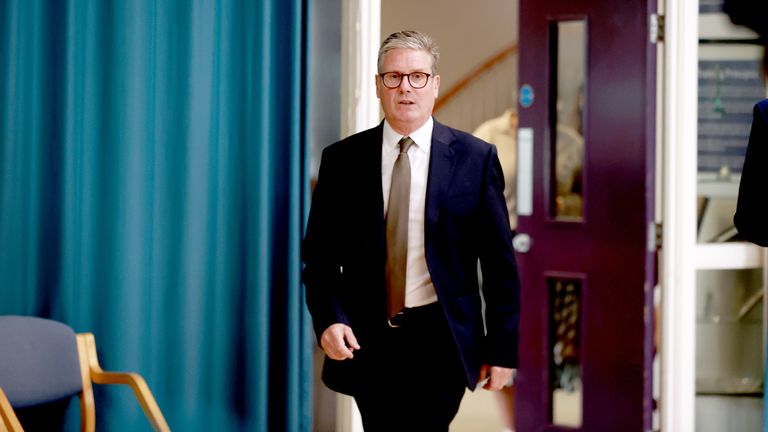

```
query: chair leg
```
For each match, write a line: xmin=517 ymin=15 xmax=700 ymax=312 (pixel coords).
xmin=78 ymin=333 xmax=170 ymax=432
xmin=76 ymin=335 xmax=96 ymax=432
xmin=0 ymin=387 xmax=23 ymax=432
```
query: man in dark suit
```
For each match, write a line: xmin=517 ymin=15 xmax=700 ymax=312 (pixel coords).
xmin=302 ymin=30 xmax=520 ymax=430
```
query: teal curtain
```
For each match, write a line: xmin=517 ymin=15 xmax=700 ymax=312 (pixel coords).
xmin=0 ymin=1 xmax=312 ymax=431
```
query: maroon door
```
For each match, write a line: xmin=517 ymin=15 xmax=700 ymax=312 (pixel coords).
xmin=515 ymin=0 xmax=657 ymax=431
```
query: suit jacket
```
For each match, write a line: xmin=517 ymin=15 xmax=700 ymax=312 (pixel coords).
xmin=735 ymin=99 xmax=768 ymax=246
xmin=302 ymin=119 xmax=520 ymax=395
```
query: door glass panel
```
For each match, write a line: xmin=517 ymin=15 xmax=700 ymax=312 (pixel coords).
xmin=551 ymin=20 xmax=586 ymax=220
xmin=696 ymin=269 xmax=764 ymax=395
xmin=695 ymin=10 xmax=767 ymax=431
xmin=549 ymin=277 xmax=583 ymax=427
xmin=697 ymin=43 xmax=765 ymax=244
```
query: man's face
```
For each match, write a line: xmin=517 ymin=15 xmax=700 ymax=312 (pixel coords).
xmin=376 ymin=48 xmax=440 ymax=136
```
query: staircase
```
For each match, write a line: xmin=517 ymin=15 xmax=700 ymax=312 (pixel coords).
xmin=434 ymin=44 xmax=518 ymax=134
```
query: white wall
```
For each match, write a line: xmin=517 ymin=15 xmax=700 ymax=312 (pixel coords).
xmin=381 ymin=0 xmax=518 ymax=92
xmin=308 ymin=1 xmax=342 ymax=430
xmin=309 ymin=0 xmax=343 ymax=178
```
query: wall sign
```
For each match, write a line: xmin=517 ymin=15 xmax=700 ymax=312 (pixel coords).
xmin=519 ymin=84 xmax=535 ymax=108
xmin=698 ymin=57 xmax=766 ymax=176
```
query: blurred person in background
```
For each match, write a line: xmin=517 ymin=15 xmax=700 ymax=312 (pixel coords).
xmin=473 ymin=109 xmax=518 ymax=431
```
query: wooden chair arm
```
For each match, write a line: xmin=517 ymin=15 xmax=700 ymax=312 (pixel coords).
xmin=0 ymin=387 xmax=23 ymax=432
xmin=79 ymin=333 xmax=170 ymax=432
xmin=90 ymin=371 xmax=170 ymax=432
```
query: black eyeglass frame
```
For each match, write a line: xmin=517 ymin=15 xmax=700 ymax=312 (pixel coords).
xmin=378 ymin=72 xmax=433 ymax=89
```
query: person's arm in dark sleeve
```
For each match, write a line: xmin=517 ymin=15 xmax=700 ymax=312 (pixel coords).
xmin=734 ymin=100 xmax=768 ymax=246
xmin=302 ymin=146 xmax=349 ymax=345
xmin=477 ymin=144 xmax=521 ymax=368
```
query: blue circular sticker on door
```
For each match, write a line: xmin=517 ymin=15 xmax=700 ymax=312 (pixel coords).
xmin=519 ymin=84 xmax=534 ymax=108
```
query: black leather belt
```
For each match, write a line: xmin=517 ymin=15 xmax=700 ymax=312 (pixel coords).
xmin=387 ymin=302 xmax=441 ymax=328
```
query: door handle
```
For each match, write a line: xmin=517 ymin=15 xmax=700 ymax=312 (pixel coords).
xmin=513 ymin=233 xmax=532 ymax=253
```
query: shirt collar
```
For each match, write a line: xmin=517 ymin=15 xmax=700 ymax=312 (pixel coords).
xmin=383 ymin=117 xmax=433 ymax=154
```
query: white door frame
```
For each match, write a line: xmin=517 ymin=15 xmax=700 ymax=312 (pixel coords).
xmin=660 ymin=0 xmax=698 ymax=431
xmin=338 ymin=1 xmax=380 ymax=432
xmin=661 ymin=3 xmax=768 ymax=432
xmin=340 ymin=0 xmax=380 ymax=138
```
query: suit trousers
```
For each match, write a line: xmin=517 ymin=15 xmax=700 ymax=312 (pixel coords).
xmin=352 ymin=302 xmax=467 ymax=432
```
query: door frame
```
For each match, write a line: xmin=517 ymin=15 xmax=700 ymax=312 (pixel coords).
xmin=338 ymin=1 xmax=380 ymax=432
xmin=660 ymin=1 xmax=698 ymax=431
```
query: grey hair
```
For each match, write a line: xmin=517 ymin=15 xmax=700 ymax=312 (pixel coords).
xmin=377 ymin=30 xmax=440 ymax=73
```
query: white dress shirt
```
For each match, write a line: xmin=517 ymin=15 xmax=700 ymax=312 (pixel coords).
xmin=381 ymin=118 xmax=437 ymax=308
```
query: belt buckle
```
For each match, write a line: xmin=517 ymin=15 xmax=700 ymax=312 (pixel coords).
xmin=387 ymin=310 xmax=405 ymax=328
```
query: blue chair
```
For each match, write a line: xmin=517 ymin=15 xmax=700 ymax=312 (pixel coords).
xmin=0 ymin=316 xmax=169 ymax=431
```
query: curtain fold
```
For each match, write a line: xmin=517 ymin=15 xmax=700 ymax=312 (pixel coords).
xmin=0 ymin=1 xmax=312 ymax=430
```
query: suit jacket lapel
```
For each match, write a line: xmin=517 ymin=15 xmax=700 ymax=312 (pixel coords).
xmin=426 ymin=120 xmax=457 ymax=228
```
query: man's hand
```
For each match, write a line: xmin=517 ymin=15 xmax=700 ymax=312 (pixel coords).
xmin=320 ymin=323 xmax=361 ymax=360
xmin=479 ymin=364 xmax=515 ymax=391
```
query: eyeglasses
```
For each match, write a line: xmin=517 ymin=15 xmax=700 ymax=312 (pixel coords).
xmin=379 ymin=72 xmax=432 ymax=89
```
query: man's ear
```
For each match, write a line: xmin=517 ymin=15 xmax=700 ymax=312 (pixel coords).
xmin=375 ymin=74 xmax=382 ymax=99
xmin=432 ymin=74 xmax=440 ymax=98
